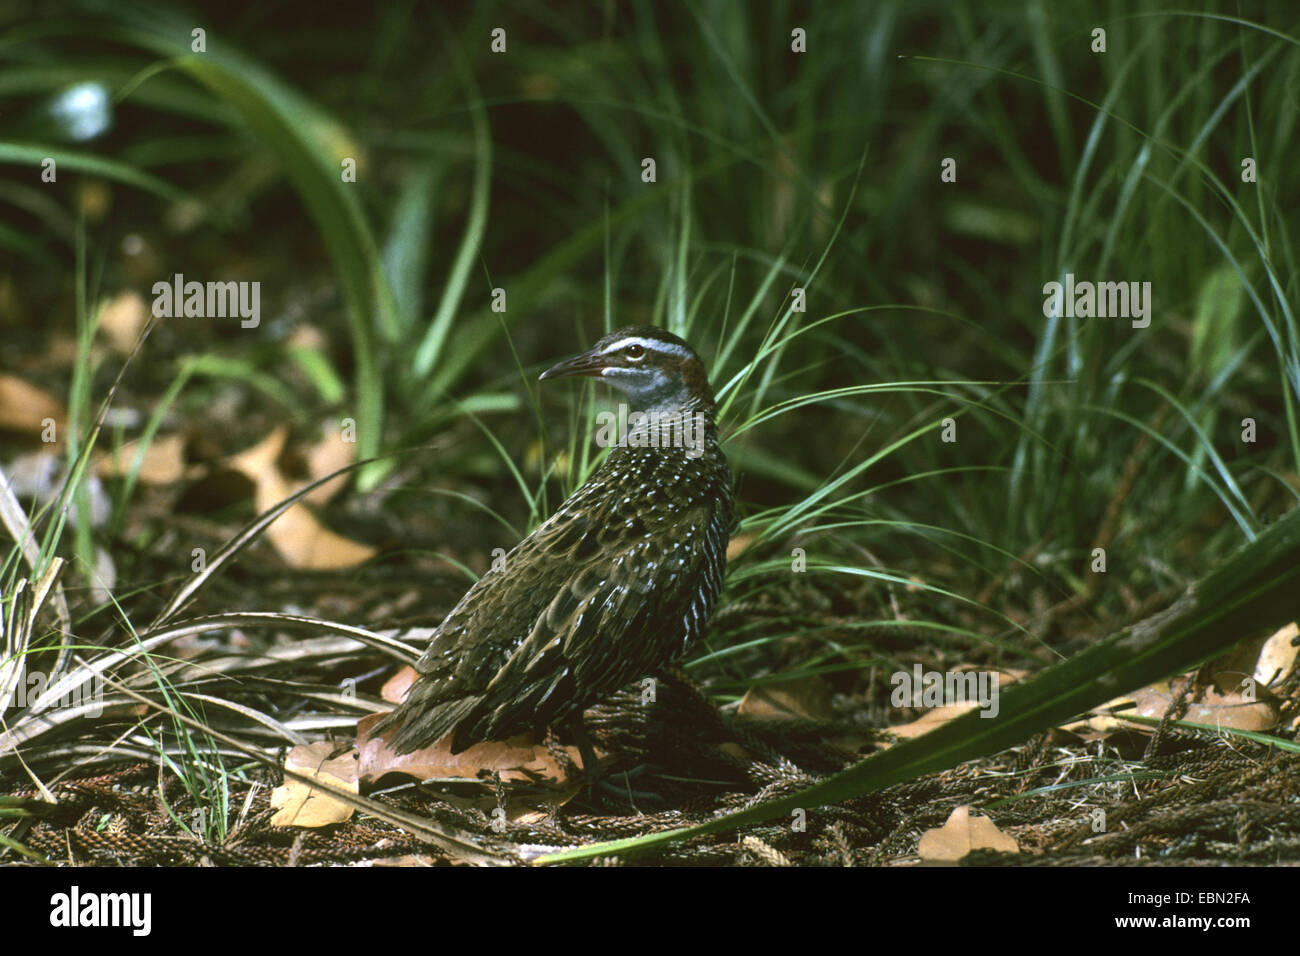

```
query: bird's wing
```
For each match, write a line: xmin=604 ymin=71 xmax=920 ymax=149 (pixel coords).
xmin=460 ymin=495 xmax=725 ymax=743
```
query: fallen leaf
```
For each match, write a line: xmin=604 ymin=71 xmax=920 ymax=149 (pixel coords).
xmin=0 ymin=376 xmax=65 ymax=436
xmin=1199 ymin=621 xmax=1299 ymax=694
xmin=918 ymin=805 xmax=1018 ymax=862
xmin=226 ymin=427 xmax=375 ymax=569
xmin=380 ymin=665 xmax=418 ymax=705
xmin=302 ymin=425 xmax=355 ymax=504
xmin=885 ymin=669 xmax=1024 ymax=742
xmin=98 ymin=290 xmax=148 ymax=354
xmin=356 ymin=712 xmax=596 ymax=790
xmin=1255 ymin=622 xmax=1300 ymax=687
xmin=228 ymin=426 xmax=288 ymax=480
xmin=1131 ymin=677 xmax=1280 ymax=733
xmin=889 ymin=702 xmax=979 ymax=740
xmin=737 ymin=676 xmax=835 ymax=723
xmin=1184 ymin=687 xmax=1279 ymax=732
xmin=270 ymin=742 xmax=358 ymax=828
xmin=96 ymin=433 xmax=189 ymax=485
xmin=1058 ymin=687 xmax=1156 ymax=737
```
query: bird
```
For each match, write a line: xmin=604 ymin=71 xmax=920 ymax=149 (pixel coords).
xmin=373 ymin=325 xmax=736 ymax=773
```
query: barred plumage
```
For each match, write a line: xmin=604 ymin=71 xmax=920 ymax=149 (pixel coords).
xmin=375 ymin=326 xmax=736 ymax=758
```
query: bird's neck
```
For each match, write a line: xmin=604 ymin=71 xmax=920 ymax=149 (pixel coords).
xmin=598 ymin=400 xmax=718 ymax=460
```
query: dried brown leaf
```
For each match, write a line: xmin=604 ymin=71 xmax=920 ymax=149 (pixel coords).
xmin=0 ymin=375 xmax=65 ymax=435
xmin=270 ymin=742 xmax=359 ymax=828
xmin=737 ymin=676 xmax=835 ymax=723
xmin=96 ymin=433 xmax=189 ymax=485
xmin=380 ymin=665 xmax=418 ymax=705
xmin=98 ymin=290 xmax=148 ymax=355
xmin=917 ymin=805 xmax=1019 ymax=862
xmin=356 ymin=712 xmax=595 ymax=790
xmin=885 ymin=669 xmax=1024 ymax=742
xmin=226 ymin=427 xmax=375 ymax=569
xmin=303 ymin=425 xmax=355 ymax=504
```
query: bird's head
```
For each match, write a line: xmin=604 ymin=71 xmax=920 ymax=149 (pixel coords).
xmin=539 ymin=325 xmax=715 ymax=416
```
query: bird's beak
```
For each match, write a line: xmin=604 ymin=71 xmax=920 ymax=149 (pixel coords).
xmin=539 ymin=348 xmax=607 ymax=381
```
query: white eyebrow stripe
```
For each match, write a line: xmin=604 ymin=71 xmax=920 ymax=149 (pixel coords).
xmin=599 ymin=336 xmax=690 ymax=358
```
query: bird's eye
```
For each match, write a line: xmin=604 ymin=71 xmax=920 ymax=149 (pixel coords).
xmin=625 ymin=344 xmax=645 ymax=361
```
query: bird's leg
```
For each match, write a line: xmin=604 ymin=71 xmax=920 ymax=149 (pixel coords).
xmin=543 ymin=725 xmax=580 ymax=779
xmin=567 ymin=712 xmax=602 ymax=787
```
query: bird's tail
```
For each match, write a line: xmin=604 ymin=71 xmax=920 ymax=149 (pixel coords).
xmin=371 ymin=693 xmax=479 ymax=756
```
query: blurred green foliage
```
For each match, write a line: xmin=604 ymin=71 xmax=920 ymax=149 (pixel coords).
xmin=1 ymin=0 xmax=1297 ymax=660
